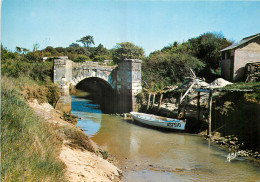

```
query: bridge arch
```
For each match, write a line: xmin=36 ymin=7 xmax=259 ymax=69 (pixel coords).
xmin=75 ymin=77 xmax=117 ymax=113
xmin=53 ymin=56 xmax=142 ymax=113
xmin=70 ymin=65 xmax=117 ymax=90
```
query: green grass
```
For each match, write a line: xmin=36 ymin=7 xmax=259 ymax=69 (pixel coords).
xmin=223 ymin=82 xmax=260 ymax=103
xmin=1 ymin=76 xmax=66 ymax=182
xmin=223 ymin=81 xmax=260 ymax=90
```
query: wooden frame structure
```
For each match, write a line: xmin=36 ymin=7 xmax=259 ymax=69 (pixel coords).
xmin=195 ymin=88 xmax=254 ymax=138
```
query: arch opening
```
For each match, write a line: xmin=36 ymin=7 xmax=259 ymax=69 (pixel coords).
xmin=75 ymin=77 xmax=118 ymax=114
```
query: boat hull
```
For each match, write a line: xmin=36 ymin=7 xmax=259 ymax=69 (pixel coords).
xmin=130 ymin=112 xmax=185 ymax=130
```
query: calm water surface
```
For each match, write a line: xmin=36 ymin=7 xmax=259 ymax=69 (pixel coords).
xmin=72 ymin=96 xmax=260 ymax=182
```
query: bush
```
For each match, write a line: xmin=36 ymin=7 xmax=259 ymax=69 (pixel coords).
xmin=63 ymin=127 xmax=94 ymax=152
xmin=1 ymin=58 xmax=53 ymax=81
xmin=21 ymin=77 xmax=60 ymax=107
xmin=143 ymin=51 xmax=205 ymax=89
xmin=73 ymin=54 xmax=90 ymax=62
xmin=112 ymin=42 xmax=144 ymax=64
xmin=62 ymin=112 xmax=78 ymax=125
xmin=92 ymin=55 xmax=110 ymax=62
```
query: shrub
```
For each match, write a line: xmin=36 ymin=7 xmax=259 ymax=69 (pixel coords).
xmin=73 ymin=54 xmax=90 ymax=62
xmin=63 ymin=127 xmax=94 ymax=152
xmin=143 ymin=51 xmax=205 ymax=88
xmin=112 ymin=42 xmax=144 ymax=64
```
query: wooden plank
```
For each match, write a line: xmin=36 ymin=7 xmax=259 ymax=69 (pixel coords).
xmin=216 ymin=89 xmax=254 ymax=92
xmin=196 ymin=88 xmax=254 ymax=92
xmin=195 ymin=88 xmax=211 ymax=93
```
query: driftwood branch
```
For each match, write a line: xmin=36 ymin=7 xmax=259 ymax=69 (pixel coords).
xmin=180 ymin=82 xmax=195 ymax=104
xmin=189 ymin=68 xmax=196 ymax=78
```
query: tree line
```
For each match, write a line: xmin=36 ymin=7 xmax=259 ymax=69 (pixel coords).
xmin=143 ymin=32 xmax=232 ymax=90
xmin=1 ymin=32 xmax=232 ymax=88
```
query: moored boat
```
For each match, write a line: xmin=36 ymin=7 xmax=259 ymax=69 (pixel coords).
xmin=130 ymin=112 xmax=186 ymax=130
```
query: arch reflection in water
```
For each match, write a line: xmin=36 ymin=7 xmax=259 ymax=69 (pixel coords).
xmin=75 ymin=77 xmax=118 ymax=114
xmin=71 ymin=96 xmax=101 ymax=136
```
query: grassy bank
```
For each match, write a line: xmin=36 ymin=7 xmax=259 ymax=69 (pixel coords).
xmin=1 ymin=76 xmax=66 ymax=181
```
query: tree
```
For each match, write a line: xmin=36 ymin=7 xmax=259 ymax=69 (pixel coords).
xmin=143 ymin=51 xmax=204 ymax=87
xmin=112 ymin=42 xmax=144 ymax=64
xmin=94 ymin=44 xmax=109 ymax=56
xmin=74 ymin=55 xmax=90 ymax=62
xmin=77 ymin=35 xmax=95 ymax=47
xmin=69 ymin=43 xmax=80 ymax=48
xmin=16 ymin=46 xmax=22 ymax=53
xmin=16 ymin=47 xmax=29 ymax=54
xmin=187 ymin=32 xmax=232 ymax=79
xmin=44 ymin=46 xmax=59 ymax=56
xmin=55 ymin=47 xmax=66 ymax=53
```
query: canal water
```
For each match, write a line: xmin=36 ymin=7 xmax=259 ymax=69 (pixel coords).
xmin=71 ymin=96 xmax=260 ymax=182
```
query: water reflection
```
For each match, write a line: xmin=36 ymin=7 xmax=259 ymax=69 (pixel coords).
xmin=72 ymin=96 xmax=101 ymax=136
xmin=71 ymin=96 xmax=260 ymax=182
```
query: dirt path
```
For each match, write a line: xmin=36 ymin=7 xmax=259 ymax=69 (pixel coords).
xmin=28 ymin=100 xmax=121 ymax=182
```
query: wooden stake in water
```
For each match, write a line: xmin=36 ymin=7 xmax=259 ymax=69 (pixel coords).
xmin=208 ymin=90 xmax=213 ymax=138
xmin=147 ymin=93 xmax=151 ymax=110
xmin=197 ymin=92 xmax=201 ymax=121
xmin=158 ymin=93 xmax=163 ymax=110
xmin=152 ymin=93 xmax=156 ymax=109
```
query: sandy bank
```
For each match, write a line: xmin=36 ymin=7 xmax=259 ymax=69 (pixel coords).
xmin=28 ymin=100 xmax=121 ymax=182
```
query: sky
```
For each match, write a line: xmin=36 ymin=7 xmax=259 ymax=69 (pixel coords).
xmin=1 ymin=0 xmax=260 ymax=55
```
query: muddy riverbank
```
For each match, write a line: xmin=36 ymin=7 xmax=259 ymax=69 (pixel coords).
xmin=135 ymin=89 xmax=260 ymax=162
xmin=28 ymin=99 xmax=122 ymax=182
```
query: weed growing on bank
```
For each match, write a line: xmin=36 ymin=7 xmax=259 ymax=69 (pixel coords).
xmin=1 ymin=76 xmax=66 ymax=181
xmin=63 ymin=126 xmax=94 ymax=152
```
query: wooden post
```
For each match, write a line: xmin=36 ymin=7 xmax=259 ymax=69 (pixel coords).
xmin=178 ymin=90 xmax=182 ymax=116
xmin=197 ymin=92 xmax=200 ymax=121
xmin=151 ymin=93 xmax=156 ymax=109
xmin=180 ymin=89 xmax=183 ymax=103
xmin=147 ymin=93 xmax=151 ymax=110
xmin=183 ymin=95 xmax=187 ymax=118
xmin=158 ymin=93 xmax=163 ymax=110
xmin=208 ymin=90 xmax=213 ymax=138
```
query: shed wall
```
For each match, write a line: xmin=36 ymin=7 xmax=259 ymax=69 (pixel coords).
xmin=233 ymin=36 xmax=260 ymax=81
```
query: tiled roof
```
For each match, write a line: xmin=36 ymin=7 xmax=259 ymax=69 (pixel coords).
xmin=221 ymin=33 xmax=260 ymax=52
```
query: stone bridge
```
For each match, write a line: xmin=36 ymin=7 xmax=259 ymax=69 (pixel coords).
xmin=53 ymin=56 xmax=142 ymax=113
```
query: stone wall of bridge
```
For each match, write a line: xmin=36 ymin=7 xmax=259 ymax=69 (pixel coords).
xmin=53 ymin=56 xmax=142 ymax=113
